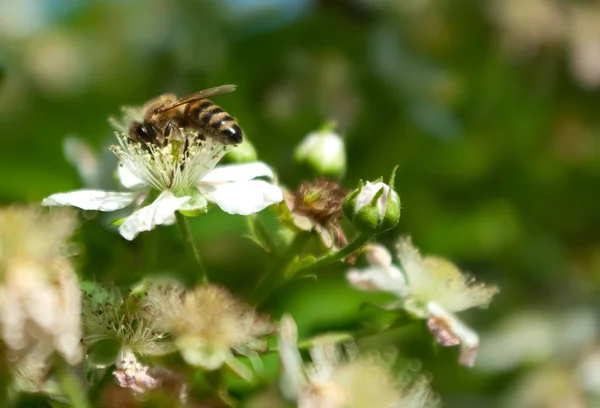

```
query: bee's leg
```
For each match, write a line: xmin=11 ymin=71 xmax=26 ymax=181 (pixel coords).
xmin=164 ymin=122 xmax=177 ymax=138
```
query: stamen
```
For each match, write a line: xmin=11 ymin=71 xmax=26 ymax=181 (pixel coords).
xmin=111 ymin=131 xmax=231 ymax=191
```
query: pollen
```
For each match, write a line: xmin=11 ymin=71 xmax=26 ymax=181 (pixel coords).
xmin=111 ymin=129 xmax=230 ymax=192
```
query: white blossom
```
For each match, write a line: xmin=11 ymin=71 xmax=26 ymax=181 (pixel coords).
xmin=0 ymin=206 xmax=83 ymax=370
xmin=347 ymin=238 xmax=498 ymax=367
xmin=145 ymin=283 xmax=272 ymax=377
xmin=278 ymin=315 xmax=435 ymax=408
xmin=42 ymin=108 xmax=283 ymax=241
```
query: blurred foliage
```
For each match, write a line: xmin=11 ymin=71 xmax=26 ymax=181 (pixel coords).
xmin=1 ymin=0 xmax=600 ymax=406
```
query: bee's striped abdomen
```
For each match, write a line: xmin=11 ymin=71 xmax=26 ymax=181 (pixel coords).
xmin=190 ymin=99 xmax=242 ymax=145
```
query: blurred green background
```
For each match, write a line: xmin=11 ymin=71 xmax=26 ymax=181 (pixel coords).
xmin=2 ymin=0 xmax=600 ymax=406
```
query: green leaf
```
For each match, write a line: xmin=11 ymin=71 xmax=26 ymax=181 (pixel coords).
xmin=109 ymin=217 xmax=126 ymax=226
xmin=296 ymin=332 xmax=354 ymax=349
xmin=246 ymin=214 xmax=281 ymax=256
xmin=48 ymin=400 xmax=72 ymax=408
xmin=87 ymin=339 xmax=121 ymax=368
xmin=285 ymin=255 xmax=317 ymax=279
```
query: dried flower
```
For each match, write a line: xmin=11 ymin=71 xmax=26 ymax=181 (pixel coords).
xmin=278 ymin=315 xmax=435 ymax=408
xmin=284 ymin=178 xmax=348 ymax=249
xmin=42 ymin=105 xmax=283 ymax=240
xmin=0 ymin=206 xmax=82 ymax=368
xmin=146 ymin=283 xmax=271 ymax=375
xmin=347 ymin=238 xmax=499 ymax=366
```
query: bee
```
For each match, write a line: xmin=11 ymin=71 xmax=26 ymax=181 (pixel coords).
xmin=128 ymin=84 xmax=242 ymax=147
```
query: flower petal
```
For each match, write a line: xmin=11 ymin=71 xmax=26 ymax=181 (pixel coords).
xmin=278 ymin=315 xmax=307 ymax=401
xmin=205 ymin=180 xmax=283 ymax=215
xmin=118 ymin=191 xmax=190 ymax=241
xmin=364 ymin=243 xmax=393 ymax=267
xmin=42 ymin=190 xmax=137 ymax=211
xmin=346 ymin=265 xmax=407 ymax=293
xmin=200 ymin=161 xmax=275 ymax=183
xmin=118 ymin=164 xmax=146 ymax=190
xmin=427 ymin=302 xmax=480 ymax=367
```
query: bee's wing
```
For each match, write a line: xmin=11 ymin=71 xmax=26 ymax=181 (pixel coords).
xmin=157 ymin=85 xmax=237 ymax=112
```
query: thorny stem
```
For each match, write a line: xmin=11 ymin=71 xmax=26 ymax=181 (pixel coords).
xmin=175 ymin=211 xmax=208 ymax=284
xmin=206 ymin=368 xmax=237 ymax=407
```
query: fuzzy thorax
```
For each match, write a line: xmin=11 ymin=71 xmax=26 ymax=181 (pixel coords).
xmin=111 ymin=131 xmax=231 ymax=192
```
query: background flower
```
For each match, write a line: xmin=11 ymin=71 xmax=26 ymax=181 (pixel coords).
xmin=347 ymin=238 xmax=498 ymax=366
xmin=0 ymin=206 xmax=82 ymax=375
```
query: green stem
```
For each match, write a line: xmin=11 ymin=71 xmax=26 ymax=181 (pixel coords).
xmin=250 ymin=231 xmax=311 ymax=305
xmin=206 ymin=368 xmax=237 ymax=407
xmin=175 ymin=211 xmax=208 ymax=284
xmin=298 ymin=231 xmax=373 ymax=273
xmin=56 ymin=359 xmax=91 ymax=408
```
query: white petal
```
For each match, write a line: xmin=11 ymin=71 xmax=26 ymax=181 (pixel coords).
xmin=346 ymin=265 xmax=407 ymax=293
xmin=118 ymin=191 xmax=190 ymax=241
xmin=42 ymin=190 xmax=137 ymax=211
xmin=427 ymin=302 xmax=480 ymax=367
xmin=364 ymin=243 xmax=393 ymax=267
xmin=118 ymin=163 xmax=146 ymax=190
xmin=205 ymin=180 xmax=283 ymax=215
xmin=63 ymin=137 xmax=100 ymax=188
xmin=200 ymin=161 xmax=275 ymax=183
xmin=278 ymin=315 xmax=307 ymax=401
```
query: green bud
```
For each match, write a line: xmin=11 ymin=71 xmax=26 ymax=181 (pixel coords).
xmin=227 ymin=137 xmax=258 ymax=163
xmin=343 ymin=167 xmax=401 ymax=234
xmin=294 ymin=128 xmax=346 ymax=177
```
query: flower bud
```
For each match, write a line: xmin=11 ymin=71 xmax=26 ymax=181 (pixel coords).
xmin=343 ymin=168 xmax=400 ymax=234
xmin=294 ymin=127 xmax=346 ymax=177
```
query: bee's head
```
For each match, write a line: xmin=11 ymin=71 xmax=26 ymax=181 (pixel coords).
xmin=129 ymin=121 xmax=158 ymax=145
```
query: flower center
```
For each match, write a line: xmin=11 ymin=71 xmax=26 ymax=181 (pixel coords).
xmin=111 ymin=131 xmax=230 ymax=191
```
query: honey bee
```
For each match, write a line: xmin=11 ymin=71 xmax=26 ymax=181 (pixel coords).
xmin=129 ymin=84 xmax=242 ymax=147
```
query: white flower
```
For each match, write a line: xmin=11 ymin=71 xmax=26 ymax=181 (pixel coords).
xmin=278 ymin=315 xmax=434 ymax=408
xmin=347 ymin=238 xmax=499 ymax=367
xmin=42 ymin=118 xmax=283 ymax=240
xmin=81 ymin=283 xmax=172 ymax=360
xmin=294 ymin=129 xmax=346 ymax=177
xmin=0 ymin=206 xmax=83 ymax=369
xmin=145 ymin=283 xmax=272 ymax=378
